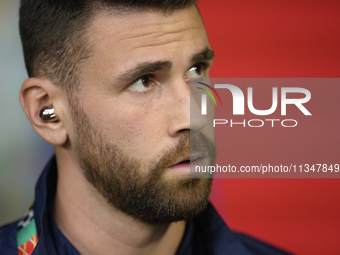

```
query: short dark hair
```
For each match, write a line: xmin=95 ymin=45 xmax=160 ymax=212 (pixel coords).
xmin=19 ymin=0 xmax=197 ymax=92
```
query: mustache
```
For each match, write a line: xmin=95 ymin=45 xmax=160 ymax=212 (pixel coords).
xmin=151 ymin=132 xmax=216 ymax=172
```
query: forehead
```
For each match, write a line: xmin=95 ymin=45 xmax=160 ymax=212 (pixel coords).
xmin=92 ymin=6 xmax=204 ymax=44
xmin=85 ymin=6 xmax=208 ymax=73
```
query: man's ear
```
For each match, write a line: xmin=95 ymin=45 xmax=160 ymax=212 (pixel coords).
xmin=19 ymin=78 xmax=68 ymax=145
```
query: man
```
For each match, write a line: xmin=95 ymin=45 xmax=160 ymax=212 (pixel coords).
xmin=0 ymin=0 xmax=290 ymax=254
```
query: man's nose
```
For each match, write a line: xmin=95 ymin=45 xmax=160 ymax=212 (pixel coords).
xmin=167 ymin=78 xmax=208 ymax=137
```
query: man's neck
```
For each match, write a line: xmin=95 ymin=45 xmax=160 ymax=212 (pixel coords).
xmin=53 ymin=152 xmax=186 ymax=255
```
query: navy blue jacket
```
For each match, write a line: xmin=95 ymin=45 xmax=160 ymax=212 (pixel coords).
xmin=0 ymin=157 xmax=292 ymax=254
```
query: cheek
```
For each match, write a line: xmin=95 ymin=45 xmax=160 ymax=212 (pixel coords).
xmin=94 ymin=103 xmax=169 ymax=159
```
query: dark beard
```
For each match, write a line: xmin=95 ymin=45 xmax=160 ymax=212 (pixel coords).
xmin=72 ymin=106 xmax=215 ymax=224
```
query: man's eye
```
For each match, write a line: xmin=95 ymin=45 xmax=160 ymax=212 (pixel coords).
xmin=186 ymin=64 xmax=204 ymax=79
xmin=130 ymin=75 xmax=152 ymax=90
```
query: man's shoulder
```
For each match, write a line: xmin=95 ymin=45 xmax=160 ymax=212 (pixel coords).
xmin=234 ymin=232 xmax=293 ymax=255
xmin=0 ymin=220 xmax=19 ymax=254
xmin=193 ymin=203 xmax=293 ymax=255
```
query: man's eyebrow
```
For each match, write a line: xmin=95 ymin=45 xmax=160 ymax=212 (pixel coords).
xmin=190 ymin=47 xmax=215 ymax=63
xmin=115 ymin=48 xmax=214 ymax=85
xmin=116 ymin=61 xmax=172 ymax=84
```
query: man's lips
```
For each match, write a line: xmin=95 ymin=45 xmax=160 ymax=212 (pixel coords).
xmin=167 ymin=154 xmax=207 ymax=175
xmin=170 ymin=154 xmax=206 ymax=167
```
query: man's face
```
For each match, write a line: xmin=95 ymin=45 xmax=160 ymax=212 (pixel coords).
xmin=70 ymin=5 xmax=215 ymax=224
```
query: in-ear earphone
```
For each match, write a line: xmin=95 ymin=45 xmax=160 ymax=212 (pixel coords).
xmin=39 ymin=107 xmax=59 ymax=122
